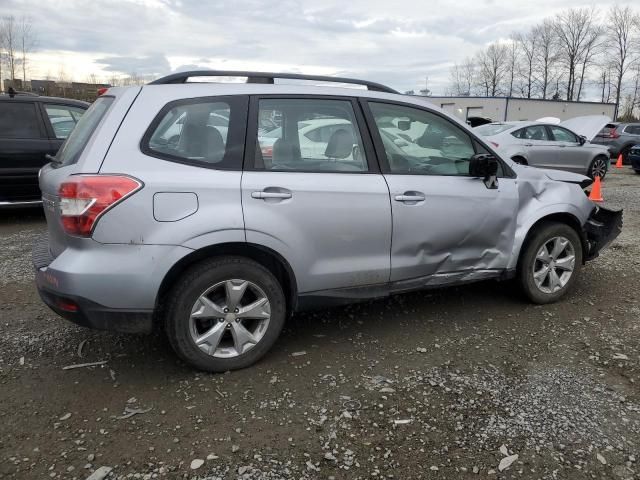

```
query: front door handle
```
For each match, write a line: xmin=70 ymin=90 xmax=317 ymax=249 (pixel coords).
xmin=394 ymin=192 xmax=425 ymax=203
xmin=524 ymin=143 xmax=533 ymax=147
xmin=251 ymin=191 xmax=292 ymax=200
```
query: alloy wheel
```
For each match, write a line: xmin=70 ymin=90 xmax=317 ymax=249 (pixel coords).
xmin=591 ymin=158 xmax=607 ymax=179
xmin=189 ymin=279 xmax=271 ymax=358
xmin=532 ymin=236 xmax=575 ymax=294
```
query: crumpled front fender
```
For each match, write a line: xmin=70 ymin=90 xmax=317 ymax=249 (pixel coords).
xmin=583 ymin=205 xmax=623 ymax=260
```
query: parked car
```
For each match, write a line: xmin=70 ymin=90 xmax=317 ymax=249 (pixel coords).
xmin=474 ymin=117 xmax=611 ymax=179
xmin=592 ymin=122 xmax=640 ymax=164
xmin=34 ymin=71 xmax=622 ymax=372
xmin=0 ymin=92 xmax=88 ymax=207
xmin=629 ymin=144 xmax=640 ymax=173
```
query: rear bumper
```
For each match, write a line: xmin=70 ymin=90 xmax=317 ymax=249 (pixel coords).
xmin=32 ymin=234 xmax=192 ymax=334
xmin=36 ymin=286 xmax=154 ymax=334
xmin=583 ymin=205 xmax=623 ymax=261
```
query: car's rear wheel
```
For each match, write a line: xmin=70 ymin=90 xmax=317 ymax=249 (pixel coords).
xmin=165 ymin=256 xmax=286 ymax=372
xmin=518 ymin=223 xmax=583 ymax=304
xmin=588 ymin=155 xmax=608 ymax=180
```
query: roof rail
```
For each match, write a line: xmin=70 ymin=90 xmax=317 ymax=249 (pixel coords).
xmin=148 ymin=70 xmax=398 ymax=94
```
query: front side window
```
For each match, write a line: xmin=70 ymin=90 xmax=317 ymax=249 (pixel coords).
xmin=0 ymin=103 xmax=41 ymax=139
xmin=369 ymin=102 xmax=475 ymax=175
xmin=624 ymin=125 xmax=640 ymax=135
xmin=549 ymin=126 xmax=578 ymax=143
xmin=255 ymin=98 xmax=367 ymax=172
xmin=45 ymin=104 xmax=86 ymax=139
xmin=147 ymin=101 xmax=231 ymax=165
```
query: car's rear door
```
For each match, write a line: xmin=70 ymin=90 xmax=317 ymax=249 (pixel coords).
xmin=362 ymin=99 xmax=519 ymax=284
xmin=547 ymin=125 xmax=585 ymax=173
xmin=0 ymin=100 xmax=51 ymax=204
xmin=516 ymin=125 xmax=558 ymax=168
xmin=241 ymin=96 xmax=392 ymax=294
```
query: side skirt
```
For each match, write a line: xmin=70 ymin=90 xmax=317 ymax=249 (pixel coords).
xmin=295 ymin=269 xmax=513 ymax=311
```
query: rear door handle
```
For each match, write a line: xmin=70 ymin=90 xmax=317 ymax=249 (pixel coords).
xmin=524 ymin=143 xmax=533 ymax=147
xmin=251 ymin=191 xmax=292 ymax=200
xmin=394 ymin=192 xmax=425 ymax=203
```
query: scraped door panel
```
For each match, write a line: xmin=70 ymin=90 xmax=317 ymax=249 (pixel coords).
xmin=386 ymin=175 xmax=519 ymax=282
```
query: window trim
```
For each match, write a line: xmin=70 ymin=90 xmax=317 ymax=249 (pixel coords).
xmin=547 ymin=125 xmax=578 ymax=143
xmin=360 ymin=98 xmax=515 ymax=178
xmin=42 ymin=103 xmax=86 ymax=140
xmin=140 ymin=95 xmax=249 ymax=171
xmin=243 ymin=94 xmax=380 ymax=174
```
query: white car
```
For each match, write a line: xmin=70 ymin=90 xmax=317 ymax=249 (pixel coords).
xmin=474 ymin=116 xmax=611 ymax=179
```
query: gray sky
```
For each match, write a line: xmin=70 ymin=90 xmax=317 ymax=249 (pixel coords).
xmin=8 ymin=0 xmax=615 ymax=95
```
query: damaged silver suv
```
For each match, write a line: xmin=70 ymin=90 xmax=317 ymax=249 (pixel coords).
xmin=34 ymin=71 xmax=622 ymax=372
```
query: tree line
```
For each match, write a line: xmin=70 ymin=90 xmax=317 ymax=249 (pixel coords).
xmin=447 ymin=5 xmax=640 ymax=120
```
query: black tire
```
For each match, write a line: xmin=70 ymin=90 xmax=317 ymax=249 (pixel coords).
xmin=518 ymin=223 xmax=583 ymax=304
xmin=165 ymin=256 xmax=286 ymax=372
xmin=588 ymin=155 xmax=608 ymax=180
xmin=512 ymin=156 xmax=528 ymax=165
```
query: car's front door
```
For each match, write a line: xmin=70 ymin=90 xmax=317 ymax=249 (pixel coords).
xmin=41 ymin=103 xmax=86 ymax=151
xmin=547 ymin=125 xmax=584 ymax=173
xmin=241 ymin=96 xmax=392 ymax=294
xmin=363 ymin=100 xmax=519 ymax=284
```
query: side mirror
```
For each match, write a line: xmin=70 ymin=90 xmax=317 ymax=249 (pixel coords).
xmin=469 ymin=153 xmax=499 ymax=189
xmin=579 ymin=135 xmax=587 ymax=145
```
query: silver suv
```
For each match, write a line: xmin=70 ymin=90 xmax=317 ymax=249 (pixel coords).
xmin=34 ymin=71 xmax=622 ymax=372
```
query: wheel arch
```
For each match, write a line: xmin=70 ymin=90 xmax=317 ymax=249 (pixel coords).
xmin=516 ymin=212 xmax=588 ymax=271
xmin=155 ymin=242 xmax=298 ymax=318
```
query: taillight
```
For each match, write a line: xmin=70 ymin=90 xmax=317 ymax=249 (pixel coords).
xmin=490 ymin=141 xmax=499 ymax=148
xmin=609 ymin=128 xmax=620 ymax=139
xmin=261 ymin=145 xmax=273 ymax=157
xmin=97 ymin=87 xmax=108 ymax=96
xmin=58 ymin=175 xmax=142 ymax=237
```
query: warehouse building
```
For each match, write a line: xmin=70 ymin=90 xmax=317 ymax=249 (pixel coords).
xmin=426 ymin=96 xmax=616 ymax=123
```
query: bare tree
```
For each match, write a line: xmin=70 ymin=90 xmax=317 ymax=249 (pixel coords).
xmin=606 ymin=5 xmax=640 ymax=119
xmin=553 ymin=8 xmax=599 ymax=101
xmin=533 ymin=19 xmax=558 ymax=99
xmin=514 ymin=30 xmax=536 ymax=98
xmin=476 ymin=43 xmax=508 ymax=96
xmin=598 ymin=63 xmax=614 ymax=103
xmin=504 ymin=36 xmax=518 ymax=96
xmin=18 ymin=16 xmax=36 ymax=85
xmin=575 ymin=23 xmax=603 ymax=100
xmin=0 ymin=16 xmax=18 ymax=86
xmin=448 ymin=57 xmax=475 ymax=96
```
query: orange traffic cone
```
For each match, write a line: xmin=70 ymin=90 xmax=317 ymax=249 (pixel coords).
xmin=615 ymin=153 xmax=623 ymax=168
xmin=589 ymin=175 xmax=603 ymax=202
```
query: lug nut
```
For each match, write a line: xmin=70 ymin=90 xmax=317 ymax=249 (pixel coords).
xmin=224 ymin=308 xmax=229 ymax=313
xmin=234 ymin=308 xmax=239 ymax=313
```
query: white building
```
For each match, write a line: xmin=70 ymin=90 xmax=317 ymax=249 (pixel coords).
xmin=425 ymin=96 xmax=616 ymax=123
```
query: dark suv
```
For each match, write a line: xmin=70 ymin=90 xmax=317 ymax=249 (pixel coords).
xmin=592 ymin=122 xmax=640 ymax=164
xmin=0 ymin=92 xmax=89 ymax=207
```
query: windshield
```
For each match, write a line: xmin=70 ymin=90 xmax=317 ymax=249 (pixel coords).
xmin=55 ymin=96 xmax=114 ymax=166
xmin=474 ymin=123 xmax=513 ymax=136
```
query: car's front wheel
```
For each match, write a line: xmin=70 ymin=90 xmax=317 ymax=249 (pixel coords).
xmin=165 ymin=256 xmax=286 ymax=372
xmin=588 ymin=155 xmax=608 ymax=180
xmin=518 ymin=223 xmax=583 ymax=304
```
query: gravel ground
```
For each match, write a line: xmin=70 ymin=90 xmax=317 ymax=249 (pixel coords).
xmin=0 ymin=168 xmax=639 ymax=480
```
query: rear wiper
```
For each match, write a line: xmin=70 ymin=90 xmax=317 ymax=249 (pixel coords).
xmin=45 ymin=153 xmax=61 ymax=165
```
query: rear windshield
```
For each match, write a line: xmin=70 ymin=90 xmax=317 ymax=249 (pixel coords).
xmin=474 ymin=123 xmax=513 ymax=136
xmin=55 ymin=96 xmax=113 ymax=166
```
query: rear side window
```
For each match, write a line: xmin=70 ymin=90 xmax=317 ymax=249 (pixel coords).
xmin=0 ymin=103 xmax=41 ymax=139
xmin=44 ymin=104 xmax=86 ymax=139
xmin=624 ymin=125 xmax=640 ymax=135
xmin=56 ymin=96 xmax=113 ymax=166
xmin=143 ymin=96 xmax=247 ymax=169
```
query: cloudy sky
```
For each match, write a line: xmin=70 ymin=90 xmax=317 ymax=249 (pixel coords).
xmin=7 ymin=0 xmax=615 ymax=95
